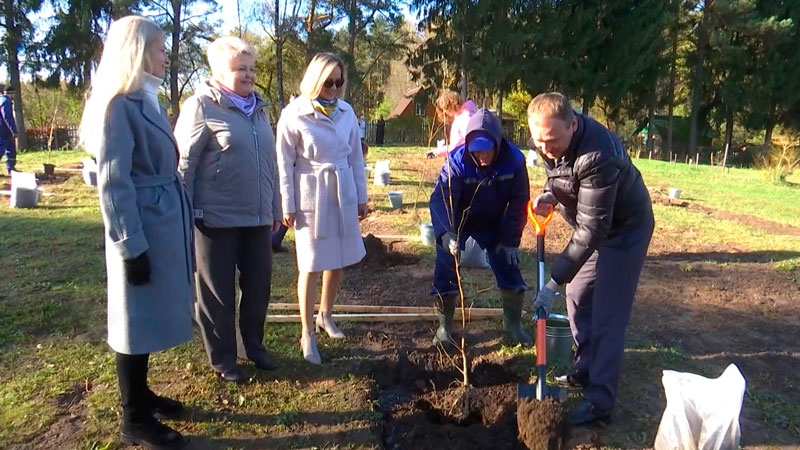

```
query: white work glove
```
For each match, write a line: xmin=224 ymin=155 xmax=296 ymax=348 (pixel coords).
xmin=533 ymin=285 xmax=560 ymax=318
xmin=441 ymin=231 xmax=459 ymax=256
xmin=496 ymin=244 xmax=521 ymax=267
xmin=533 ymin=192 xmax=558 ymax=216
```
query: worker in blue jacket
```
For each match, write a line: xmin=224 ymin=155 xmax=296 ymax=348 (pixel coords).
xmin=429 ymin=108 xmax=531 ymax=346
xmin=0 ymin=85 xmax=18 ymax=174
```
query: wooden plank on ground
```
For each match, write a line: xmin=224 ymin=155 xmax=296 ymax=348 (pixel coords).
xmin=269 ymin=302 xmax=514 ymax=317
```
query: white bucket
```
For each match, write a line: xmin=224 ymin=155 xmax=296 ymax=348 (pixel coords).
xmin=419 ymin=222 xmax=435 ymax=246
xmin=387 ymin=191 xmax=403 ymax=209
xmin=668 ymin=188 xmax=682 ymax=199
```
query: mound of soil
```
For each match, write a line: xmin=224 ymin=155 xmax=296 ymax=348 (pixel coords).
xmin=517 ymin=397 xmax=567 ymax=450
xmin=374 ymin=349 xmax=528 ymax=450
xmin=360 ymin=234 xmax=420 ymax=270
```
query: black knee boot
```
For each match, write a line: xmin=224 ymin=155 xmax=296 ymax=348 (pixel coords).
xmin=116 ymin=353 xmax=185 ymax=449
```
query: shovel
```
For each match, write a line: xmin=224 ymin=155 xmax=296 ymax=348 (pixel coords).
xmin=518 ymin=200 xmax=562 ymax=401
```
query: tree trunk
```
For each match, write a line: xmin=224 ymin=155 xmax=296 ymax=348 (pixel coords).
xmin=3 ymin=0 xmax=27 ymax=149
xmin=666 ymin=2 xmax=679 ymax=154
xmin=646 ymin=90 xmax=655 ymax=155
xmin=460 ymin=36 xmax=468 ymax=102
xmin=343 ymin=0 xmax=357 ymax=101
xmin=496 ymin=89 xmax=503 ymax=117
xmin=170 ymin=0 xmax=182 ymax=121
xmin=689 ymin=0 xmax=712 ymax=155
xmin=304 ymin=0 xmax=319 ymax=64
xmin=275 ymin=0 xmax=285 ymax=108
xmin=722 ymin=106 xmax=733 ymax=169
xmin=582 ymin=94 xmax=592 ymax=115
xmin=763 ymin=101 xmax=775 ymax=146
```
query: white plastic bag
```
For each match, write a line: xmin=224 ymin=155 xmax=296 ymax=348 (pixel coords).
xmin=654 ymin=364 xmax=745 ymax=450
xmin=459 ymin=237 xmax=489 ymax=268
xmin=10 ymin=171 xmax=39 ymax=208
xmin=373 ymin=160 xmax=390 ymax=185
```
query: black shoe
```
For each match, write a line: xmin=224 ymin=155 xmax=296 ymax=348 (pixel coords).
xmin=249 ymin=352 xmax=278 ymax=371
xmin=568 ymin=400 xmax=611 ymax=426
xmin=272 ymin=245 xmax=288 ymax=253
xmin=147 ymin=391 xmax=184 ymax=420
xmin=217 ymin=366 xmax=245 ymax=383
xmin=556 ymin=368 xmax=590 ymax=388
xmin=120 ymin=415 xmax=186 ymax=449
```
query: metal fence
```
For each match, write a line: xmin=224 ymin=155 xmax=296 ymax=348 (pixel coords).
xmin=25 ymin=126 xmax=80 ymax=151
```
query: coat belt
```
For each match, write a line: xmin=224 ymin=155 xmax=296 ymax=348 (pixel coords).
xmin=296 ymin=159 xmax=349 ymax=240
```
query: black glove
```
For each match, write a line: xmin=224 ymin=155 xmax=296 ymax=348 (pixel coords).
xmin=124 ymin=252 xmax=151 ymax=286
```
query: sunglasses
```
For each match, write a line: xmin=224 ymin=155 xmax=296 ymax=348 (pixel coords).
xmin=323 ymin=78 xmax=345 ymax=89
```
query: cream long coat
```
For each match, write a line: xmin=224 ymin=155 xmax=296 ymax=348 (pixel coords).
xmin=276 ymin=96 xmax=367 ymax=272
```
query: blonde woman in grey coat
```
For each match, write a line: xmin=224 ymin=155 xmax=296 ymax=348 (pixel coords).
xmin=175 ymin=37 xmax=281 ymax=383
xmin=80 ymin=16 xmax=193 ymax=450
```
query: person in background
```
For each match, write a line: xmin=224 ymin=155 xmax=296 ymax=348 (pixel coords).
xmin=80 ymin=15 xmax=193 ymax=449
xmin=427 ymin=89 xmax=477 ymax=158
xmin=528 ymin=92 xmax=654 ymax=425
xmin=375 ymin=115 xmax=385 ymax=146
xmin=175 ymin=36 xmax=281 ymax=383
xmin=276 ymin=53 xmax=368 ymax=365
xmin=428 ymin=108 xmax=532 ymax=347
xmin=0 ymin=84 xmax=18 ymax=174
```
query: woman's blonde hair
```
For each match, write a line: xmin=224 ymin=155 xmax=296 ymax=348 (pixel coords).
xmin=299 ymin=53 xmax=347 ymax=99
xmin=79 ymin=16 xmax=163 ymax=153
xmin=207 ymin=36 xmax=254 ymax=78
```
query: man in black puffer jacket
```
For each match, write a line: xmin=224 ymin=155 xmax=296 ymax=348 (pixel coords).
xmin=527 ymin=92 xmax=654 ymax=425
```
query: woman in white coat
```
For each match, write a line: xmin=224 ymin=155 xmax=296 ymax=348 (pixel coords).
xmin=276 ymin=53 xmax=368 ymax=365
xmin=80 ymin=16 xmax=193 ymax=449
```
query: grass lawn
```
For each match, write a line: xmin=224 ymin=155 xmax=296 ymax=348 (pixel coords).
xmin=1 ymin=148 xmax=799 ymax=449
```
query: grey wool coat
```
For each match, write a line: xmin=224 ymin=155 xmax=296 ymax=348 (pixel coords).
xmin=96 ymin=90 xmax=195 ymax=355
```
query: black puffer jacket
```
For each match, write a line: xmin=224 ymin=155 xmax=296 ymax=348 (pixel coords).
xmin=542 ymin=113 xmax=653 ymax=284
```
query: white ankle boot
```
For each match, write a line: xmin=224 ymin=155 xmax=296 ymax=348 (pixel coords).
xmin=315 ymin=313 xmax=345 ymax=339
xmin=300 ymin=331 xmax=321 ymax=365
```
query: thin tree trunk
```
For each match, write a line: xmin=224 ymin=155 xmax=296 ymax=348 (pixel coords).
xmin=666 ymin=2 xmax=679 ymax=154
xmin=170 ymin=0 xmax=182 ymax=121
xmin=460 ymin=36 xmax=468 ymax=102
xmin=304 ymin=0 xmax=319 ymax=64
xmin=275 ymin=0 xmax=285 ymax=108
xmin=496 ymin=89 xmax=503 ymax=117
xmin=722 ymin=106 xmax=733 ymax=169
xmin=689 ymin=0 xmax=712 ymax=155
xmin=646 ymin=89 xmax=655 ymax=155
xmin=763 ymin=101 xmax=775 ymax=146
xmin=3 ymin=0 xmax=27 ymax=150
xmin=343 ymin=0 xmax=357 ymax=101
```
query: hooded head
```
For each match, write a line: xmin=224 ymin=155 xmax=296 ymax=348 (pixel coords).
xmin=463 ymin=108 xmax=503 ymax=167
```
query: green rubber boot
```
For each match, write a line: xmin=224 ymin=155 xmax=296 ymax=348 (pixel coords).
xmin=501 ymin=289 xmax=533 ymax=346
xmin=432 ymin=295 xmax=456 ymax=347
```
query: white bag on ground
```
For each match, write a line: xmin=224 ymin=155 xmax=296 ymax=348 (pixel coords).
xmin=654 ymin=364 xmax=746 ymax=450
xmin=373 ymin=160 xmax=390 ymax=185
xmin=82 ymin=157 xmax=98 ymax=187
xmin=10 ymin=171 xmax=39 ymax=208
xmin=459 ymin=237 xmax=489 ymax=268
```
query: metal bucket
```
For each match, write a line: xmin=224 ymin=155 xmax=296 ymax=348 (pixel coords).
xmin=387 ymin=191 xmax=403 ymax=209
xmin=545 ymin=313 xmax=573 ymax=371
xmin=419 ymin=222 xmax=435 ymax=246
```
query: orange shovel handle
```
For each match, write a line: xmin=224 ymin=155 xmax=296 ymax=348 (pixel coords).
xmin=527 ymin=200 xmax=554 ymax=236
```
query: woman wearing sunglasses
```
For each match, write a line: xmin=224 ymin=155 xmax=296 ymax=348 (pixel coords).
xmin=276 ymin=53 xmax=368 ymax=365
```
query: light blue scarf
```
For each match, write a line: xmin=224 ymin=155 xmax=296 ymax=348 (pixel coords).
xmin=214 ymin=80 xmax=257 ymax=116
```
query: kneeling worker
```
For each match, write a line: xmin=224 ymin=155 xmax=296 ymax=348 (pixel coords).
xmin=429 ymin=108 xmax=531 ymax=346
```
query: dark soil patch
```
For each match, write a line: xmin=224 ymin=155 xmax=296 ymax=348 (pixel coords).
xmin=359 ymin=234 xmax=420 ymax=270
xmin=368 ymin=345 xmax=530 ymax=450
xmin=517 ymin=397 xmax=567 ymax=450
xmin=9 ymin=382 xmax=88 ymax=450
